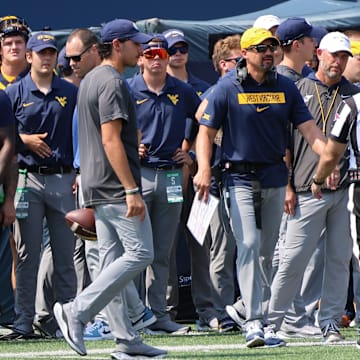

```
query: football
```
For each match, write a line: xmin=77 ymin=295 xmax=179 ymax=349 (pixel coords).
xmin=65 ymin=208 xmax=97 ymax=241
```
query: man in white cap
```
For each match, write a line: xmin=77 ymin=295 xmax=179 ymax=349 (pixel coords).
xmin=268 ymin=31 xmax=360 ymax=343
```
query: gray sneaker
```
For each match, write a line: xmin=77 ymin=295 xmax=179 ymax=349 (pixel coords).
xmin=144 ymin=319 xmax=190 ymax=335
xmin=112 ymin=340 xmax=167 ymax=359
xmin=53 ymin=302 xmax=86 ymax=356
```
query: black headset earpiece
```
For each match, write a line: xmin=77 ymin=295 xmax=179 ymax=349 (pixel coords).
xmin=265 ymin=66 xmax=277 ymax=87
xmin=236 ymin=58 xmax=277 ymax=86
xmin=236 ymin=57 xmax=248 ymax=84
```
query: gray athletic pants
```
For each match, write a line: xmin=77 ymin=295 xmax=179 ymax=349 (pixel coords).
xmin=73 ymin=203 xmax=153 ymax=341
xmin=14 ymin=172 xmax=77 ymax=334
xmin=268 ymin=189 xmax=352 ymax=331
xmin=228 ymin=185 xmax=285 ymax=327
xmin=140 ymin=166 xmax=183 ymax=322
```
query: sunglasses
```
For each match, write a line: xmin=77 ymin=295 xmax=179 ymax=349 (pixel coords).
xmin=224 ymin=56 xmax=242 ymax=63
xmin=168 ymin=45 xmax=189 ymax=56
xmin=65 ymin=44 xmax=93 ymax=62
xmin=249 ymin=44 xmax=278 ymax=53
xmin=143 ymin=48 xmax=168 ymax=60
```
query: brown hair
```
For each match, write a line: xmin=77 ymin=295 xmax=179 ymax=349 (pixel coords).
xmin=212 ymin=34 xmax=241 ymax=73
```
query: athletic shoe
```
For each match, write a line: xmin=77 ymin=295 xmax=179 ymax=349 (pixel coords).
xmin=0 ymin=330 xmax=42 ymax=341
xmin=132 ymin=307 xmax=157 ymax=332
xmin=225 ymin=304 xmax=246 ymax=328
xmin=196 ymin=317 xmax=218 ymax=331
xmin=144 ymin=319 xmax=190 ymax=335
xmin=356 ymin=338 xmax=360 ymax=349
xmin=218 ymin=317 xmax=240 ymax=333
xmin=278 ymin=322 xmax=322 ymax=339
xmin=33 ymin=320 xmax=63 ymax=339
xmin=245 ymin=323 xmax=265 ymax=348
xmin=83 ymin=320 xmax=113 ymax=341
xmin=53 ymin=302 xmax=86 ymax=356
xmin=264 ymin=325 xmax=286 ymax=347
xmin=322 ymin=323 xmax=345 ymax=344
xmin=111 ymin=339 xmax=167 ymax=359
xmin=350 ymin=317 xmax=360 ymax=328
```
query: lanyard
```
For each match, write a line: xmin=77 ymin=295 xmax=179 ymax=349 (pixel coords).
xmin=315 ymin=83 xmax=339 ymax=134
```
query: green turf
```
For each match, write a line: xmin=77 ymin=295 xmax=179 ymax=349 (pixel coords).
xmin=0 ymin=326 xmax=359 ymax=359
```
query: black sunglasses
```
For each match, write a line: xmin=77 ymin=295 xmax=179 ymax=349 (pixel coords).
xmin=168 ymin=45 xmax=189 ymax=56
xmin=224 ymin=57 xmax=242 ymax=63
xmin=249 ymin=44 xmax=278 ymax=53
xmin=65 ymin=44 xmax=93 ymax=62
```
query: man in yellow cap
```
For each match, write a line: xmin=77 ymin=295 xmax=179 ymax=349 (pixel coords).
xmin=194 ymin=27 xmax=327 ymax=348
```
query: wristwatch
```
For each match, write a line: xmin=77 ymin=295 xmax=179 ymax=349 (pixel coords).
xmin=312 ymin=175 xmax=325 ymax=186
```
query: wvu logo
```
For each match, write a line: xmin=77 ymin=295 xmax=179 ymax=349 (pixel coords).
xmin=202 ymin=112 xmax=211 ymax=121
xmin=55 ymin=96 xmax=67 ymax=107
xmin=167 ymin=93 xmax=179 ymax=105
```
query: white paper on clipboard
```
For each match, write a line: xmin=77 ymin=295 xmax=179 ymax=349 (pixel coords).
xmin=187 ymin=192 xmax=219 ymax=246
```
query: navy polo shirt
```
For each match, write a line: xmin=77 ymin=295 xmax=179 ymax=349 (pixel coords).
xmin=127 ymin=73 xmax=200 ymax=167
xmin=6 ymin=73 xmax=77 ymax=168
xmin=0 ymin=91 xmax=16 ymax=127
xmin=200 ymin=71 xmax=313 ymax=188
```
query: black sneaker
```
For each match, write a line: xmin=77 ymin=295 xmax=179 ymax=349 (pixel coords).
xmin=218 ymin=317 xmax=241 ymax=333
xmin=322 ymin=323 xmax=345 ymax=344
xmin=0 ymin=331 xmax=42 ymax=341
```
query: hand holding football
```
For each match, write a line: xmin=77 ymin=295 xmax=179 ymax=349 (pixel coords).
xmin=65 ymin=208 xmax=97 ymax=241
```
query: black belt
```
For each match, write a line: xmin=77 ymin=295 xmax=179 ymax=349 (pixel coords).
xmin=223 ymin=161 xmax=269 ymax=173
xmin=145 ymin=164 xmax=183 ymax=171
xmin=24 ymin=165 xmax=73 ymax=175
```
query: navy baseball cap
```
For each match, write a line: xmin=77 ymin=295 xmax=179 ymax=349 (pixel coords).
xmin=163 ymin=29 xmax=188 ymax=48
xmin=57 ymin=46 xmax=71 ymax=72
xmin=276 ymin=17 xmax=316 ymax=46
xmin=143 ymin=34 xmax=168 ymax=51
xmin=26 ymin=31 xmax=57 ymax=52
xmin=311 ymin=26 xmax=328 ymax=47
xmin=100 ymin=19 xmax=152 ymax=44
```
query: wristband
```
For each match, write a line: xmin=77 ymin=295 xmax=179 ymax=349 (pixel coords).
xmin=125 ymin=187 xmax=140 ymax=195
xmin=312 ymin=175 xmax=325 ymax=186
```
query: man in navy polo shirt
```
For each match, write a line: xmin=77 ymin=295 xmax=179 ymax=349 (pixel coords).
xmin=5 ymin=32 xmax=78 ymax=338
xmin=128 ymin=34 xmax=200 ymax=335
xmin=194 ymin=27 xmax=327 ymax=348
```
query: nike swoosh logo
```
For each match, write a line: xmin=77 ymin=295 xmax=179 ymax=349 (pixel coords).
xmin=256 ymin=106 xmax=269 ymax=113
xmin=22 ymin=102 xmax=34 ymax=108
xmin=136 ymin=99 xmax=148 ymax=105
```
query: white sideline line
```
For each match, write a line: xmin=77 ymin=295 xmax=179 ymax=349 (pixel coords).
xmin=0 ymin=340 xmax=357 ymax=358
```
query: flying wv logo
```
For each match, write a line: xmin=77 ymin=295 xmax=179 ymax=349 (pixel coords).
xmin=55 ymin=96 xmax=67 ymax=107
xmin=167 ymin=93 xmax=179 ymax=105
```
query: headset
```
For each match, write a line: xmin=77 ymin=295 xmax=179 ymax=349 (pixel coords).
xmin=235 ymin=56 xmax=277 ymax=87
xmin=0 ymin=15 xmax=31 ymax=41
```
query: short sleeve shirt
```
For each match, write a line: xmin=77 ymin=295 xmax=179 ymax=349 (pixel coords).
xmin=199 ymin=70 xmax=312 ymax=188
xmin=77 ymin=65 xmax=141 ymax=207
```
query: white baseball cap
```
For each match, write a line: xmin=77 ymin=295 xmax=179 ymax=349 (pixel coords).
xmin=253 ymin=15 xmax=281 ymax=31
xmin=318 ymin=31 xmax=353 ymax=56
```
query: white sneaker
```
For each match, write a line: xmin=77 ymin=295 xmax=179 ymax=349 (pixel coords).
xmin=264 ymin=325 xmax=286 ymax=347
xmin=245 ymin=323 xmax=265 ymax=348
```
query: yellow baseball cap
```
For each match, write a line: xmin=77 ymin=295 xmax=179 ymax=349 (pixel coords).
xmin=351 ymin=40 xmax=360 ymax=56
xmin=241 ymin=27 xmax=280 ymax=49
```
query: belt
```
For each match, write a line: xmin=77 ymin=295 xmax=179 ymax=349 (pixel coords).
xmin=75 ymin=168 xmax=81 ymax=175
xmin=223 ymin=161 xmax=268 ymax=174
xmin=24 ymin=165 xmax=73 ymax=175
xmin=145 ymin=164 xmax=183 ymax=171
